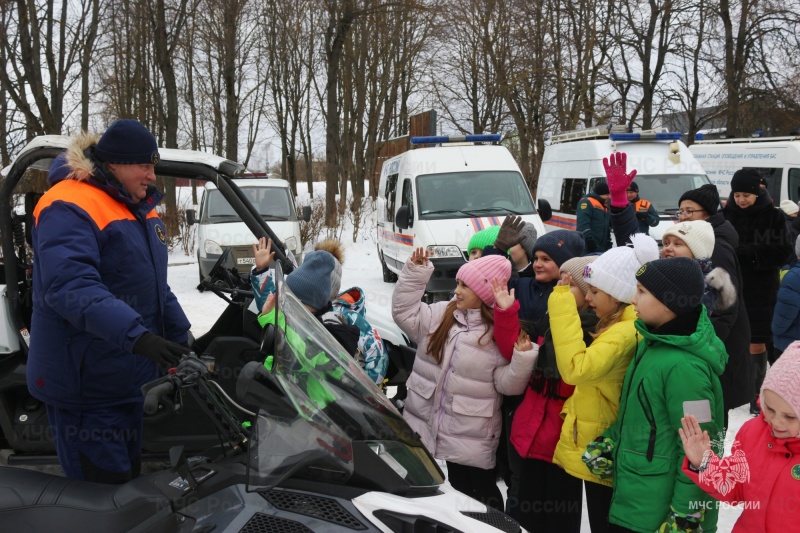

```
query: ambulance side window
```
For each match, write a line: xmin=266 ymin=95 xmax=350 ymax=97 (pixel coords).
xmin=385 ymin=174 xmax=398 ymax=223
xmin=789 ymin=168 xmax=800 ymax=203
xmin=401 ymin=179 xmax=414 ymax=227
xmin=560 ymin=178 xmax=587 ymax=215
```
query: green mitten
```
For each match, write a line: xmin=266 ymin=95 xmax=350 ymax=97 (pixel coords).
xmin=657 ymin=506 xmax=704 ymax=533
xmin=582 ymin=436 xmax=615 ymax=479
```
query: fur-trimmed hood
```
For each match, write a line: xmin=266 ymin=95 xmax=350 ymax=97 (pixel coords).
xmin=48 ymin=132 xmax=100 ymax=185
xmin=705 ymin=266 xmax=736 ymax=312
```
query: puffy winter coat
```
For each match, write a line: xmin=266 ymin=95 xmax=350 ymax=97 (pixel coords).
xmin=549 ymin=285 xmax=639 ymax=486
xmin=507 ymin=276 xmax=556 ymax=323
xmin=493 ymin=301 xmax=598 ymax=462
xmin=682 ymin=414 xmax=800 ymax=533
xmin=28 ymin=136 xmax=190 ymax=409
xmin=391 ymin=260 xmax=537 ymax=469
xmin=723 ymin=191 xmax=792 ymax=341
xmin=772 ymin=262 xmax=800 ymax=351
xmin=604 ymin=311 xmax=727 ymax=533
xmin=332 ymin=287 xmax=389 ymax=385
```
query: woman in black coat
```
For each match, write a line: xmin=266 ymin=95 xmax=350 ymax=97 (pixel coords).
xmin=722 ymin=169 xmax=792 ymax=415
xmin=676 ymin=184 xmax=751 ymax=426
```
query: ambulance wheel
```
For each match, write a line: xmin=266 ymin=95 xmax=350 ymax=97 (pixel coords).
xmin=380 ymin=250 xmax=398 ymax=283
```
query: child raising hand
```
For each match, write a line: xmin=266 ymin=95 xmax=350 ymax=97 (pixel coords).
xmin=680 ymin=340 xmax=800 ymax=532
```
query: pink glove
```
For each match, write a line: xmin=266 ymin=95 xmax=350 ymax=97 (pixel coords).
xmin=603 ymin=152 xmax=637 ymax=207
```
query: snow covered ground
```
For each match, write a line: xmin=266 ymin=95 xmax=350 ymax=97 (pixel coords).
xmin=168 ymin=232 xmax=746 ymax=532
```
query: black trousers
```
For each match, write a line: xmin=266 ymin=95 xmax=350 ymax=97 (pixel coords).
xmin=516 ymin=458 xmax=582 ymax=533
xmin=584 ymin=481 xmax=614 ymax=533
xmin=446 ymin=461 xmax=504 ymax=512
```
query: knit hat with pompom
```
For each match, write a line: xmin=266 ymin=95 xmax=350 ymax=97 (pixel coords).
xmin=582 ymin=234 xmax=659 ymax=303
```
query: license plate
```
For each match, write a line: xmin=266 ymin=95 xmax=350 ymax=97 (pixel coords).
xmin=237 ymin=257 xmax=255 ymax=265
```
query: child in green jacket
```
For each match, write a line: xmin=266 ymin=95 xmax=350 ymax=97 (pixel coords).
xmin=584 ymin=257 xmax=727 ymax=533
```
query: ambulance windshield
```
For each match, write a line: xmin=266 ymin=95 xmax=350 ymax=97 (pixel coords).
xmin=416 ymin=171 xmax=536 ymax=219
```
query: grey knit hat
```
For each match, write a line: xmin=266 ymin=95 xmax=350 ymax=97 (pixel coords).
xmin=519 ymin=223 xmax=538 ymax=261
xmin=635 ymin=257 xmax=705 ymax=315
xmin=286 ymin=251 xmax=335 ymax=310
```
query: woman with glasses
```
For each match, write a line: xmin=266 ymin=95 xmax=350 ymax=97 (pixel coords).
xmin=722 ymin=169 xmax=793 ymax=417
xmin=673 ymin=185 xmax=753 ymax=428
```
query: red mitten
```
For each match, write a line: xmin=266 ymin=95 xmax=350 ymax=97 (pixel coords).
xmin=603 ymin=152 xmax=637 ymax=207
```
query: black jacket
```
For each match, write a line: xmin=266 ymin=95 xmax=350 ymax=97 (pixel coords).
xmin=722 ymin=192 xmax=792 ymax=342
xmin=706 ymin=212 xmax=752 ymax=410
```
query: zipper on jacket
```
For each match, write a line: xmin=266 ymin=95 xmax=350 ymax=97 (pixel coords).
xmin=637 ymin=380 xmax=657 ymax=461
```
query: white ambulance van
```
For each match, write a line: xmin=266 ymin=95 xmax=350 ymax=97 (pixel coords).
xmin=535 ymin=127 xmax=711 ymax=243
xmin=689 ymin=135 xmax=800 ymax=204
xmin=376 ymin=134 xmax=551 ymax=296
xmin=187 ymin=178 xmax=310 ymax=283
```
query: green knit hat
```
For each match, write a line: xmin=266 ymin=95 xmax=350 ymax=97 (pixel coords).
xmin=468 ymin=225 xmax=502 ymax=253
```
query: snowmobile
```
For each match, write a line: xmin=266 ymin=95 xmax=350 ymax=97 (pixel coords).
xmin=0 ymin=136 xmax=416 ymax=464
xmin=0 ymin=263 xmax=523 ymax=532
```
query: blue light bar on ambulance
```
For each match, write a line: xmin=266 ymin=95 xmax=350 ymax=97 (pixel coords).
xmin=410 ymin=134 xmax=502 ymax=145
xmin=609 ymin=132 xmax=683 ymax=141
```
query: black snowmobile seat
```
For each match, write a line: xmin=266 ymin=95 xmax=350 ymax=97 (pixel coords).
xmin=0 ymin=466 xmax=174 ymax=532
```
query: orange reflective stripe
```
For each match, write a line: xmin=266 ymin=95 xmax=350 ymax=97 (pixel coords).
xmin=587 ymin=197 xmax=607 ymax=210
xmin=635 ymin=199 xmax=651 ymax=210
xmin=34 ymin=180 xmax=137 ymax=231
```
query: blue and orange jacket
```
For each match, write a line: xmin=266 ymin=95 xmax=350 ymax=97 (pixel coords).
xmin=27 ymin=134 xmax=190 ymax=409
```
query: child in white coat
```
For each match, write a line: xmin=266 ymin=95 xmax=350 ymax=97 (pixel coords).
xmin=392 ymin=248 xmax=538 ymax=511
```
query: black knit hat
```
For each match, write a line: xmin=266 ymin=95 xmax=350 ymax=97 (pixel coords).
xmin=93 ymin=119 xmax=160 ymax=165
xmin=635 ymin=257 xmax=705 ymax=315
xmin=627 ymin=181 xmax=639 ymax=192
xmin=531 ymin=230 xmax=584 ymax=268
xmin=679 ymin=184 xmax=719 ymax=215
xmin=730 ymin=168 xmax=762 ymax=195
xmin=594 ymin=182 xmax=610 ymax=195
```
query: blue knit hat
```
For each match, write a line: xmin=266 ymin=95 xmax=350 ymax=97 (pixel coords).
xmin=531 ymin=230 xmax=585 ymax=267
xmin=286 ymin=251 xmax=335 ymax=310
xmin=93 ymin=119 xmax=160 ymax=165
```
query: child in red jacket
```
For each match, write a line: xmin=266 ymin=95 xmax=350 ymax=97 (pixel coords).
xmin=492 ymin=256 xmax=598 ymax=533
xmin=681 ymin=340 xmax=800 ymax=532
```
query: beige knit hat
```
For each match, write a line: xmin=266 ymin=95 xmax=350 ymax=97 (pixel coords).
xmin=661 ymin=220 xmax=715 ymax=260
xmin=560 ymin=256 xmax=597 ymax=296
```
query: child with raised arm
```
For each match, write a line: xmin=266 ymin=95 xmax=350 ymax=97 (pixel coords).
xmin=391 ymin=248 xmax=538 ymax=511
xmin=680 ymin=340 xmax=800 ymax=532
xmin=552 ymin=233 xmax=659 ymax=533
xmin=589 ymin=257 xmax=727 ymax=533
xmin=492 ymin=256 xmax=599 ymax=533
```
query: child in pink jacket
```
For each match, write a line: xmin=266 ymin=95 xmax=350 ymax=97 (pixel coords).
xmin=681 ymin=340 xmax=800 ymax=532
xmin=392 ymin=248 xmax=538 ymax=511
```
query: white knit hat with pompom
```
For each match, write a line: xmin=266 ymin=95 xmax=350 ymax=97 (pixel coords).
xmin=582 ymin=233 xmax=659 ymax=303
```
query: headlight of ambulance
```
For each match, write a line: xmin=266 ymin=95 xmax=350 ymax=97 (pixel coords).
xmin=203 ymin=240 xmax=223 ymax=256
xmin=426 ymin=245 xmax=462 ymax=258
xmin=284 ymin=236 xmax=298 ymax=253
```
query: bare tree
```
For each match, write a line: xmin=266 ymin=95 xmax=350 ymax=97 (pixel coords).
xmin=430 ymin=0 xmax=508 ymax=134
xmin=0 ymin=0 xmax=101 ymax=136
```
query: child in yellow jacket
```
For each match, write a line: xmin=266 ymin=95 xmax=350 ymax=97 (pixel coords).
xmin=551 ymin=234 xmax=659 ymax=533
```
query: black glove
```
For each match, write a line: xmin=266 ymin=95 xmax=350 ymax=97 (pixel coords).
xmin=494 ymin=215 xmax=525 ymax=253
xmin=636 ymin=210 xmax=647 ymax=220
xmin=133 ymin=332 xmax=190 ymax=369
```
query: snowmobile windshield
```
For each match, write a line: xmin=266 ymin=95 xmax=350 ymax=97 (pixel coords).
xmin=247 ymin=286 xmax=444 ymax=492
